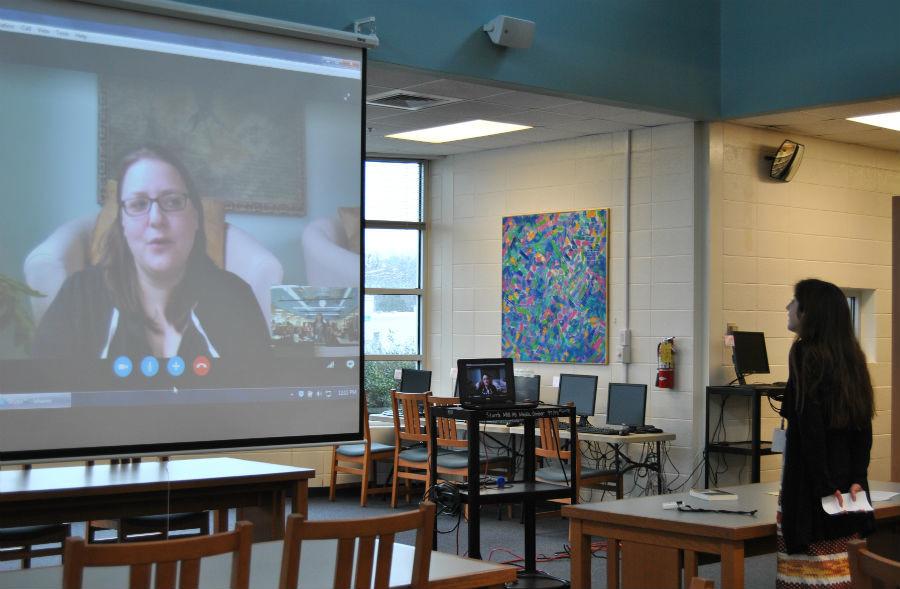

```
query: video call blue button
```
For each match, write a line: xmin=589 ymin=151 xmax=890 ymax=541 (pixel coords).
xmin=113 ymin=356 xmax=132 ymax=378
xmin=140 ymin=356 xmax=159 ymax=377
xmin=167 ymin=356 xmax=185 ymax=377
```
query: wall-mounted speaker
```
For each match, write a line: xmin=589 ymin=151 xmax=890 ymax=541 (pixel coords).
xmin=768 ymin=139 xmax=805 ymax=182
xmin=483 ymin=15 xmax=535 ymax=49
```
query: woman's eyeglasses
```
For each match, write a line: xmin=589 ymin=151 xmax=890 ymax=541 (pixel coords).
xmin=121 ymin=193 xmax=190 ymax=217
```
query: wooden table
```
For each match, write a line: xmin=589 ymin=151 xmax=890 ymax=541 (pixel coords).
xmin=0 ymin=537 xmax=517 ymax=589
xmin=0 ymin=458 xmax=313 ymax=542
xmin=509 ymin=426 xmax=675 ymax=494
xmin=563 ymin=480 xmax=900 ymax=589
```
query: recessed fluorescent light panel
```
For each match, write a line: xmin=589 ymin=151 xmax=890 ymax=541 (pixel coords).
xmin=847 ymin=111 xmax=900 ymax=132
xmin=386 ymin=119 xmax=532 ymax=143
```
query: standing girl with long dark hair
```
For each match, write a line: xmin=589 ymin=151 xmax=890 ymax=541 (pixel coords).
xmin=777 ymin=278 xmax=875 ymax=588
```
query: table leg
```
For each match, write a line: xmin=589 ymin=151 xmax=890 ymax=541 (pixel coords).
xmin=237 ymin=488 xmax=286 ymax=541
xmin=568 ymin=519 xmax=592 ymax=589
xmin=292 ymin=480 xmax=308 ymax=517
xmin=608 ymin=537 xmax=620 ymax=589
xmin=214 ymin=510 xmax=228 ymax=533
xmin=683 ymin=550 xmax=698 ymax=589
xmin=720 ymin=542 xmax=745 ymax=589
xmin=656 ymin=441 xmax=663 ymax=494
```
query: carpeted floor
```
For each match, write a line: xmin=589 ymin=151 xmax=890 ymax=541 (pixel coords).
xmin=1 ymin=487 xmax=778 ymax=588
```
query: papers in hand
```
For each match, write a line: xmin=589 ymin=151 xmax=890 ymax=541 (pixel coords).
xmin=689 ymin=488 xmax=738 ymax=501
xmin=821 ymin=492 xmax=874 ymax=515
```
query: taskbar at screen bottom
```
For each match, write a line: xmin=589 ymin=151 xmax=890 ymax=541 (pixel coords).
xmin=0 ymin=386 xmax=358 ymax=410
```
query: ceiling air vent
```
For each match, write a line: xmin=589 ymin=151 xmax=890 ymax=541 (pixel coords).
xmin=366 ymin=90 xmax=461 ymax=111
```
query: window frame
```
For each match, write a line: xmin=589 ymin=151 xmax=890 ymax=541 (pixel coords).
xmin=363 ymin=158 xmax=427 ymax=401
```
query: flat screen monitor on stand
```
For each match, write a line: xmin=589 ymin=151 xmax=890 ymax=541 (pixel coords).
xmin=557 ymin=374 xmax=598 ymax=427
xmin=731 ymin=331 xmax=770 ymax=386
xmin=514 ymin=374 xmax=541 ymax=404
xmin=399 ymin=368 xmax=432 ymax=394
xmin=606 ymin=383 xmax=647 ymax=428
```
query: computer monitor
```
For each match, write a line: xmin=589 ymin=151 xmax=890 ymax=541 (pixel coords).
xmin=606 ymin=383 xmax=647 ymax=427
xmin=399 ymin=368 xmax=432 ymax=394
xmin=456 ymin=358 xmax=515 ymax=408
xmin=514 ymin=374 xmax=541 ymax=404
xmin=557 ymin=374 xmax=598 ymax=427
xmin=731 ymin=331 xmax=770 ymax=385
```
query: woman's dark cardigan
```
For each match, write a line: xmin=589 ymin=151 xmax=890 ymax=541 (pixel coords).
xmin=778 ymin=341 xmax=875 ymax=554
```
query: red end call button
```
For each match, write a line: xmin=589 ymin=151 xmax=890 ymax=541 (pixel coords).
xmin=193 ymin=356 xmax=211 ymax=376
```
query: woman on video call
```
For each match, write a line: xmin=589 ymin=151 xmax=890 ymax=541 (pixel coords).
xmin=33 ymin=146 xmax=270 ymax=359
xmin=777 ymin=278 xmax=875 ymax=589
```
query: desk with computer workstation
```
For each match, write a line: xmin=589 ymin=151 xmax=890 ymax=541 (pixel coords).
xmin=506 ymin=376 xmax=675 ymax=496
xmin=377 ymin=361 xmax=675 ymax=498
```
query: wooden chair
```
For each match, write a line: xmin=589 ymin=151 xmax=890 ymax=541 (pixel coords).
xmin=330 ymin=391 xmax=395 ymax=506
xmin=428 ymin=396 xmax=512 ymax=482
xmin=87 ymin=457 xmax=210 ymax=543
xmin=689 ymin=577 xmax=715 ymax=589
xmin=62 ymin=521 xmax=253 ymax=589
xmin=534 ymin=417 xmax=623 ymax=502
xmin=0 ymin=524 xmax=71 ymax=569
xmin=848 ymin=538 xmax=900 ymax=589
xmin=390 ymin=390 xmax=433 ymax=507
xmin=278 ymin=501 xmax=435 ymax=589
xmin=0 ymin=464 xmax=70 ymax=568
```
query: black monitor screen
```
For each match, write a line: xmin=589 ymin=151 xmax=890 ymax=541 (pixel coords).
xmin=732 ymin=331 xmax=770 ymax=381
xmin=557 ymin=374 xmax=597 ymax=417
xmin=399 ymin=369 xmax=432 ymax=394
xmin=457 ymin=358 xmax=514 ymax=405
xmin=514 ymin=374 xmax=541 ymax=403
xmin=606 ymin=383 xmax=647 ymax=427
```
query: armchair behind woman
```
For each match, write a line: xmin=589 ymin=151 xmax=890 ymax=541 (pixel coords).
xmin=302 ymin=210 xmax=360 ymax=287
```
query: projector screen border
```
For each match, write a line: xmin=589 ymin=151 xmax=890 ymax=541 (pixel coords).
xmin=74 ymin=0 xmax=380 ymax=49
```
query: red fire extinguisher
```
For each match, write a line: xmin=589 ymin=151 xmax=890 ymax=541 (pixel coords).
xmin=656 ymin=337 xmax=675 ymax=389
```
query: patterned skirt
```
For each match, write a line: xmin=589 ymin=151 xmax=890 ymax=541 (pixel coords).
xmin=776 ymin=501 xmax=859 ymax=589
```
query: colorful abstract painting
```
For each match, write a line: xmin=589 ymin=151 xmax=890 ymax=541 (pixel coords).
xmin=502 ymin=209 xmax=609 ymax=364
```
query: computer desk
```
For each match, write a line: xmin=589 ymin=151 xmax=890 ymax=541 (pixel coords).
xmin=0 ymin=536 xmax=517 ymax=589
xmin=507 ymin=426 xmax=675 ymax=495
xmin=563 ymin=480 xmax=900 ymax=589
xmin=0 ymin=458 xmax=312 ymax=542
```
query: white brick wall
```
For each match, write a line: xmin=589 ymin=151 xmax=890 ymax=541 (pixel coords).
xmin=708 ymin=123 xmax=898 ymax=483
xmin=428 ymin=123 xmax=699 ymax=495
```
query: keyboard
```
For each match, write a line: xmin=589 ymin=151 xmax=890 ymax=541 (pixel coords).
xmin=493 ymin=420 xmax=524 ymax=427
xmin=557 ymin=423 xmax=607 ymax=435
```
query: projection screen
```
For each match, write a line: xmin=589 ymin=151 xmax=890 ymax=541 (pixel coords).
xmin=0 ymin=0 xmax=368 ymax=462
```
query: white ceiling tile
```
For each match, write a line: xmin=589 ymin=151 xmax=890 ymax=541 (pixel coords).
xmin=780 ymin=119 xmax=873 ymax=136
xmin=497 ymin=109 xmax=585 ymax=128
xmin=605 ymin=111 xmax=692 ymax=126
xmin=366 ymin=63 xmax=439 ymax=89
xmin=734 ymin=111 xmax=823 ymax=126
xmin=555 ymin=118 xmax=639 ymax=134
xmin=803 ymin=101 xmax=889 ymax=120
xmin=479 ymin=91 xmax=580 ymax=110
xmin=404 ymin=79 xmax=508 ymax=101
xmin=366 ymin=85 xmax=391 ymax=98
xmin=818 ymin=128 xmax=899 ymax=142
xmin=366 ymin=104 xmax=406 ymax=122
xmin=544 ymin=101 xmax=636 ymax=119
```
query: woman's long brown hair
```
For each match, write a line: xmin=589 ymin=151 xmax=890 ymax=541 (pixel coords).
xmin=789 ymin=278 xmax=875 ymax=429
xmin=100 ymin=146 xmax=208 ymax=334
